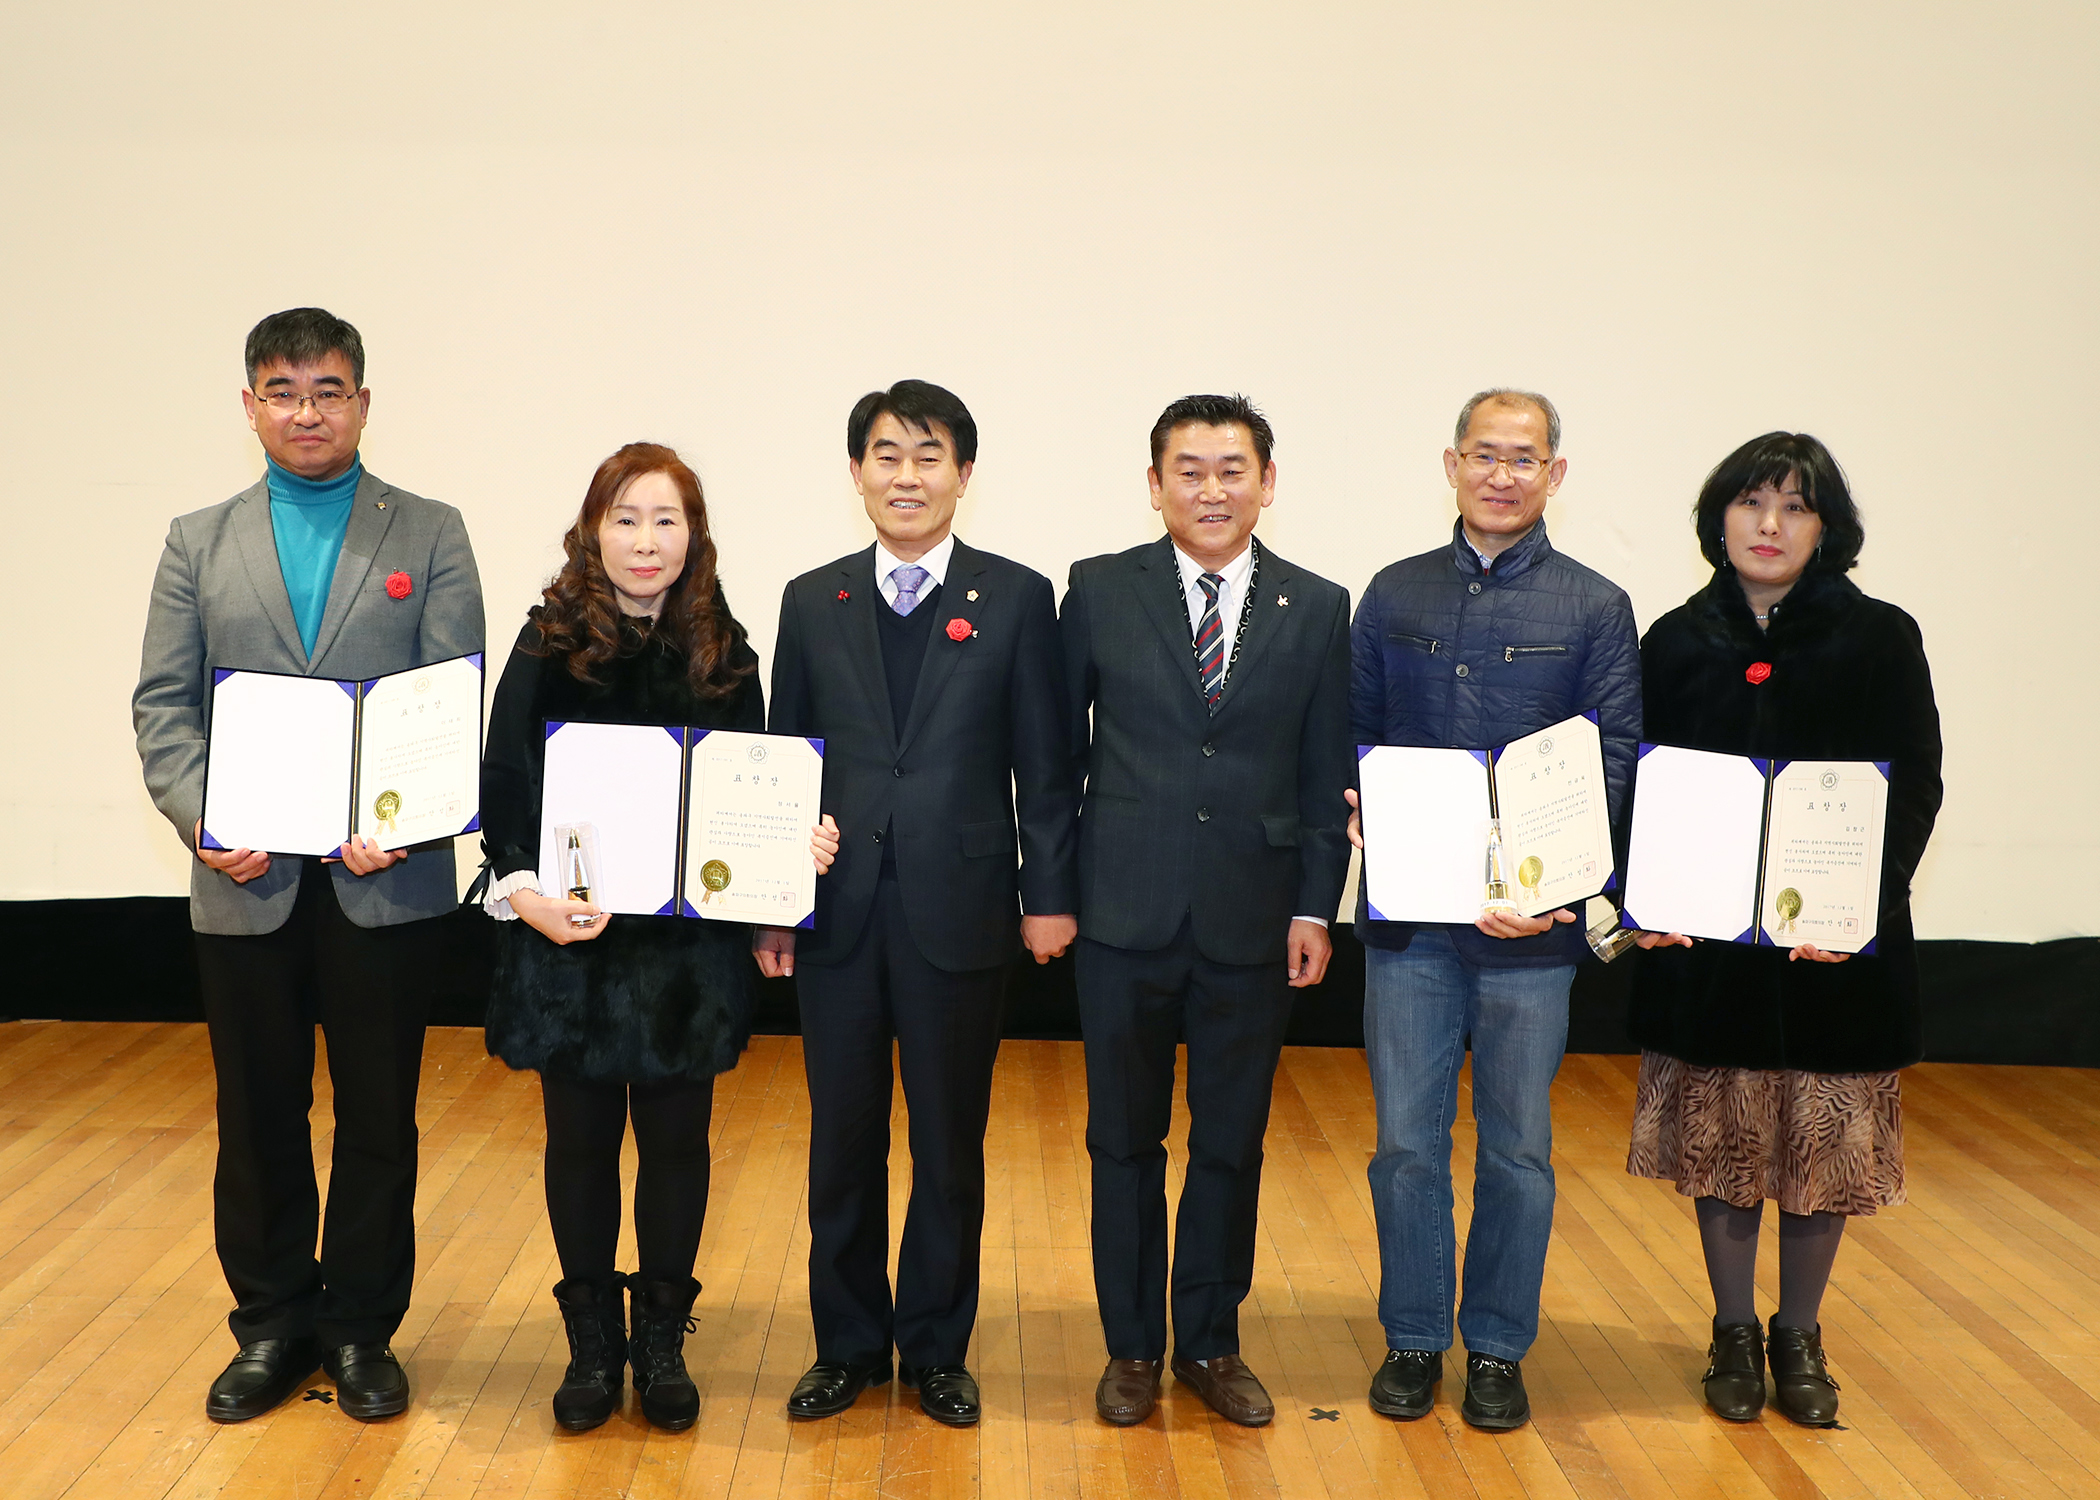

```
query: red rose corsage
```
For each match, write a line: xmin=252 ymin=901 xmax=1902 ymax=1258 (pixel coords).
xmin=1745 ymin=661 xmax=1772 ymax=684
xmin=385 ymin=570 xmax=413 ymax=600
xmin=945 ymin=618 xmax=974 ymax=642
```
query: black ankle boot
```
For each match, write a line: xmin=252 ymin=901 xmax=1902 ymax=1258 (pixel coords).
xmin=1767 ymin=1318 xmax=1840 ymax=1427
xmin=1703 ymin=1321 xmax=1765 ymax=1421
xmin=628 ymin=1275 xmax=702 ymax=1431
xmin=551 ymin=1277 xmax=627 ymax=1431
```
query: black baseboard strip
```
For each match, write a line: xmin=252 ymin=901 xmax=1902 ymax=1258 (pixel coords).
xmin=7 ymin=898 xmax=2094 ymax=1067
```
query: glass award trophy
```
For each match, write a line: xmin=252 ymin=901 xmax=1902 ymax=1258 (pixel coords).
xmin=557 ymin=823 xmax=598 ymax=927
xmin=1482 ymin=819 xmax=1520 ymax=917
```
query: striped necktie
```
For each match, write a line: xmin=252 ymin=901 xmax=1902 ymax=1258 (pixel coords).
xmin=1195 ymin=571 xmax=1227 ymax=707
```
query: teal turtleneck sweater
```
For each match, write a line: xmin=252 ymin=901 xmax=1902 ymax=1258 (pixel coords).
xmin=267 ymin=456 xmax=361 ymax=657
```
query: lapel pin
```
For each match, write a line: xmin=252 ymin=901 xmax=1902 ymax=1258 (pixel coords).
xmin=837 ymin=589 xmax=851 ymax=602
xmin=966 ymin=589 xmax=979 ymax=601
xmin=1277 ymin=594 xmax=1290 ymax=607
xmin=375 ymin=500 xmax=386 ymax=509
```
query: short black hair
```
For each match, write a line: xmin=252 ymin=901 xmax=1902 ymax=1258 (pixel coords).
xmin=846 ymin=379 xmax=977 ymax=465
xmin=244 ymin=307 xmax=366 ymax=389
xmin=1693 ymin=431 xmax=1864 ymax=574
xmin=1149 ymin=393 xmax=1274 ymax=472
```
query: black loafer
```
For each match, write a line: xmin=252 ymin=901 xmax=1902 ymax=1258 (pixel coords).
xmin=1703 ymin=1321 xmax=1766 ymax=1421
xmin=1767 ymin=1320 xmax=1840 ymax=1427
xmin=1369 ymin=1348 xmax=1440 ymax=1419
xmin=786 ymin=1357 xmax=892 ymax=1419
xmin=205 ymin=1336 xmax=324 ymax=1422
xmin=900 ymin=1362 xmax=981 ymax=1426
xmin=1460 ymin=1353 xmax=1530 ymax=1431
xmin=324 ymin=1343 xmax=410 ymax=1421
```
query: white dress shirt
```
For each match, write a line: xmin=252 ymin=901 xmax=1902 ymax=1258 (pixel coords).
xmin=877 ymin=532 xmax=957 ymax=607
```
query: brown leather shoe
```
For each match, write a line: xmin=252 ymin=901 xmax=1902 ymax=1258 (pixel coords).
xmin=1095 ymin=1358 xmax=1164 ymax=1425
xmin=1171 ymin=1353 xmax=1274 ymax=1427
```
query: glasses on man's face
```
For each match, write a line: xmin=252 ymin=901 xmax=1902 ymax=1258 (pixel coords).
xmin=1459 ymin=450 xmax=1547 ymax=480
xmin=255 ymin=389 xmax=356 ymax=415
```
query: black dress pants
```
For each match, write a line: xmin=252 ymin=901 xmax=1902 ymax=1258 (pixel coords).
xmin=1075 ymin=922 xmax=1295 ymax=1362
xmin=193 ymin=861 xmax=442 ymax=1348
xmin=797 ymin=871 xmax=1007 ymax=1370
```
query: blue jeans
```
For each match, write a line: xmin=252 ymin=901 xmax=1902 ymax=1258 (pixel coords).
xmin=1363 ymin=929 xmax=1573 ymax=1363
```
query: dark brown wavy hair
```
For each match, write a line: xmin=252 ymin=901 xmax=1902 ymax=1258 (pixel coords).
xmin=528 ymin=442 xmax=754 ymax=699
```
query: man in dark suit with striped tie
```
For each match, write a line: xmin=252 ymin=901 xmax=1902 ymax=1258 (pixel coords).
xmin=1059 ymin=394 xmax=1353 ymax=1427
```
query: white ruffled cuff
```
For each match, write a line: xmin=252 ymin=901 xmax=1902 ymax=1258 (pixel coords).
xmin=484 ymin=869 xmax=541 ymax=921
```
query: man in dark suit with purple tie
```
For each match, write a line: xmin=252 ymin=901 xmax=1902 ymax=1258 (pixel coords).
xmin=759 ymin=380 xmax=1079 ymax=1426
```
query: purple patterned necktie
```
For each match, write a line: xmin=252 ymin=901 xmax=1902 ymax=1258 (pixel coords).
xmin=891 ymin=563 xmax=930 ymax=616
xmin=1195 ymin=572 xmax=1226 ymax=707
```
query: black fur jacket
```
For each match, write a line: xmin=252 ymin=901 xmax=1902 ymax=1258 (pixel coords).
xmin=1626 ymin=567 xmax=1943 ymax=1073
xmin=480 ymin=611 xmax=764 ymax=1083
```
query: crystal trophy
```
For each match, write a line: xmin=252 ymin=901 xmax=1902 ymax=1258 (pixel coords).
xmin=1481 ymin=819 xmax=1519 ymax=916
xmin=558 ymin=824 xmax=597 ymax=927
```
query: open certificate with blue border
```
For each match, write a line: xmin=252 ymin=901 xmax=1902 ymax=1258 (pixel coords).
xmin=535 ymin=724 xmax=824 ymax=926
xmin=1621 ymin=747 xmax=1888 ymax=953
xmin=199 ymin=654 xmax=485 ymax=856
xmin=1357 ymin=711 xmax=1615 ymax=923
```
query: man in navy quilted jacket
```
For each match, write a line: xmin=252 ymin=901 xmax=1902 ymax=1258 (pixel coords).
xmin=1347 ymin=389 xmax=1640 ymax=1432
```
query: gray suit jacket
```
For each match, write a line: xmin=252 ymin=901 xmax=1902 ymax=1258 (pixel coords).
xmin=134 ymin=469 xmax=485 ymax=935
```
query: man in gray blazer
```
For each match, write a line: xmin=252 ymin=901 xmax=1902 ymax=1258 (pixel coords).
xmin=133 ymin=308 xmax=483 ymax=1423
xmin=1061 ymin=394 xmax=1352 ymax=1427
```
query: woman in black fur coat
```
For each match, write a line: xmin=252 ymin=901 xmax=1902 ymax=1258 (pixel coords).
xmin=479 ymin=443 xmax=834 ymax=1433
xmin=1626 ymin=433 xmax=1942 ymax=1429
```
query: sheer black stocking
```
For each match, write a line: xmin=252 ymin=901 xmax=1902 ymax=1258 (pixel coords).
xmin=1776 ymin=1209 xmax=1846 ymax=1330
xmin=541 ymin=1073 xmax=716 ymax=1283
xmin=1695 ymin=1195 xmax=1763 ymax=1327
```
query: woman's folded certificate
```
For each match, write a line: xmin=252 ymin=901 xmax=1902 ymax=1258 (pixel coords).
xmin=535 ymin=723 xmax=824 ymax=926
xmin=1620 ymin=746 xmax=1888 ymax=952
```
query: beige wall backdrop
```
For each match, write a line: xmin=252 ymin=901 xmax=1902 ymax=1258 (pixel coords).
xmin=1 ymin=2 xmax=2091 ymax=941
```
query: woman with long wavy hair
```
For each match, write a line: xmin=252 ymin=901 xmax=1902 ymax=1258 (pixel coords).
xmin=478 ymin=442 xmax=833 ymax=1432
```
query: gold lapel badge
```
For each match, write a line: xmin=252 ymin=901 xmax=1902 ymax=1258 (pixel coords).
xmin=967 ymin=589 xmax=980 ymax=601
xmin=1276 ymin=594 xmax=1290 ymax=607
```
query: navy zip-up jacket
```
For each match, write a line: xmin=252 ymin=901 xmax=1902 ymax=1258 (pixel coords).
xmin=1350 ymin=518 xmax=1642 ymax=967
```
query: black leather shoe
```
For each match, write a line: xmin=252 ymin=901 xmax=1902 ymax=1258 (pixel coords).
xmin=1703 ymin=1321 xmax=1766 ymax=1421
xmin=628 ymin=1276 xmax=701 ymax=1431
xmin=900 ymin=1362 xmax=981 ymax=1426
xmin=1460 ymin=1353 xmax=1529 ymax=1431
xmin=205 ymin=1336 xmax=323 ymax=1422
xmin=324 ymin=1343 xmax=410 ymax=1421
xmin=1369 ymin=1349 xmax=1441 ymax=1419
xmin=786 ymin=1357 xmax=892 ymax=1419
xmin=1767 ymin=1319 xmax=1840 ymax=1427
xmin=551 ymin=1278 xmax=627 ymax=1431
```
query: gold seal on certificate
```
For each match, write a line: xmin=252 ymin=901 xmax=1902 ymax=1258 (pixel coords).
xmin=373 ymin=788 xmax=401 ymax=833
xmin=698 ymin=858 xmax=731 ymax=905
xmin=1517 ymin=855 xmax=1544 ymax=902
xmin=1775 ymin=885 xmax=1803 ymax=934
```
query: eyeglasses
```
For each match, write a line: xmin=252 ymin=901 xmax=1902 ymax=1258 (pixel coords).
xmin=255 ymin=389 xmax=357 ymax=415
xmin=1458 ymin=451 xmax=1548 ymax=480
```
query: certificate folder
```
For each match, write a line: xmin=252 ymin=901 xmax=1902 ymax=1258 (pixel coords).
xmin=536 ymin=723 xmax=824 ymax=927
xmin=200 ymin=654 xmax=484 ymax=857
xmin=1620 ymin=746 xmax=1888 ymax=953
xmin=1357 ymin=711 xmax=1615 ymax=924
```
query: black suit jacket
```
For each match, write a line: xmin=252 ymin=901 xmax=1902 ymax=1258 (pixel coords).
xmin=770 ymin=539 xmax=1080 ymax=972
xmin=1061 ymin=536 xmax=1353 ymax=966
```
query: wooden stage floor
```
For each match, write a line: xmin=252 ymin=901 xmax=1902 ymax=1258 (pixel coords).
xmin=5 ymin=1023 xmax=2099 ymax=1499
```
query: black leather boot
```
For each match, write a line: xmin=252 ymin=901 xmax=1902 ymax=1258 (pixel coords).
xmin=551 ymin=1278 xmax=628 ymax=1431
xmin=1703 ymin=1321 xmax=1765 ymax=1421
xmin=628 ymin=1275 xmax=702 ymax=1431
xmin=1767 ymin=1319 xmax=1840 ymax=1427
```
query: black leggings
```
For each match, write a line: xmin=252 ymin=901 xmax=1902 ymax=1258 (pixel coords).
xmin=541 ymin=1073 xmax=715 ymax=1284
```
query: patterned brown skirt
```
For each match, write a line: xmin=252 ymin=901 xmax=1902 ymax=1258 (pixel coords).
xmin=1626 ymin=1051 xmax=1906 ymax=1216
